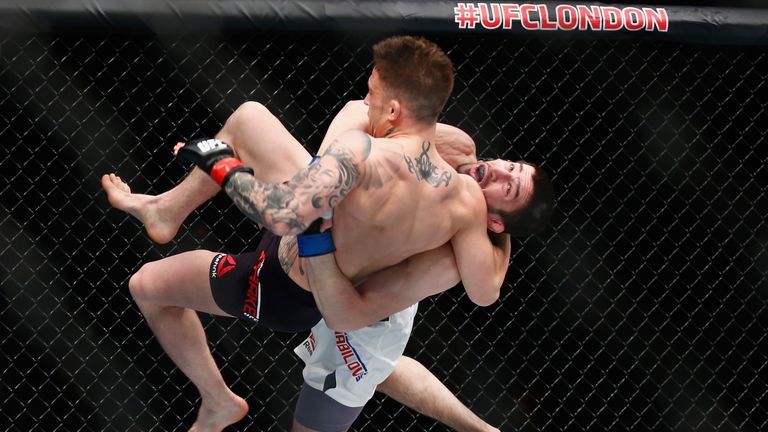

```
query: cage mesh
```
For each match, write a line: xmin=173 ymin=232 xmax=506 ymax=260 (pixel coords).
xmin=1 ymin=31 xmax=767 ymax=431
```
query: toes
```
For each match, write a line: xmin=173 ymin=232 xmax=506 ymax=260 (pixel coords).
xmin=101 ymin=173 xmax=132 ymax=195
xmin=115 ymin=176 xmax=131 ymax=193
xmin=101 ymin=174 xmax=115 ymax=191
xmin=119 ymin=182 xmax=131 ymax=194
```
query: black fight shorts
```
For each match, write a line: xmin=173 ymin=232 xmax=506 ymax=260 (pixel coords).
xmin=209 ymin=232 xmax=322 ymax=332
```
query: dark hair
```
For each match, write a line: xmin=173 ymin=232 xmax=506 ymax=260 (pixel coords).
xmin=498 ymin=163 xmax=554 ymax=236
xmin=372 ymin=35 xmax=454 ymax=123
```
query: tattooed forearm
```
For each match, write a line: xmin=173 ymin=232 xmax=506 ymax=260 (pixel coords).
xmin=223 ymin=140 xmax=365 ymax=236
xmin=225 ymin=173 xmax=306 ymax=234
xmin=404 ymin=141 xmax=452 ymax=187
xmin=278 ymin=236 xmax=299 ymax=275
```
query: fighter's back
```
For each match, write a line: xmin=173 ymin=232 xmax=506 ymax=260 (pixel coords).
xmin=335 ymin=134 xmax=475 ymax=280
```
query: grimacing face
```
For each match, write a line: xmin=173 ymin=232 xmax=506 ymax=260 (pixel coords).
xmin=465 ymin=159 xmax=536 ymax=226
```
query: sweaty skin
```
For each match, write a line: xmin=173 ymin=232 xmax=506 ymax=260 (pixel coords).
xmin=209 ymin=65 xmax=508 ymax=319
xmin=301 ymin=101 xmax=510 ymax=330
xmin=100 ymin=99 xmax=506 ymax=432
xmin=212 ymin=98 xmax=509 ymax=330
xmin=220 ymin=120 xmax=506 ymax=319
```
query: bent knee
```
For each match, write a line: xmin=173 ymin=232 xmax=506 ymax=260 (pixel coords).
xmin=219 ymin=101 xmax=269 ymax=145
xmin=128 ymin=262 xmax=157 ymax=303
xmin=238 ymin=100 xmax=268 ymax=114
xmin=229 ymin=101 xmax=269 ymax=129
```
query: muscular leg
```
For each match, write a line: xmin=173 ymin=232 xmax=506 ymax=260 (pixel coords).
xmin=129 ymin=250 xmax=248 ymax=432
xmin=110 ymin=103 xmax=313 ymax=430
xmin=102 ymin=101 xmax=312 ymax=243
xmin=378 ymin=356 xmax=499 ymax=432
xmin=109 ymin=103 xmax=494 ymax=430
xmin=288 ymin=358 xmax=498 ymax=432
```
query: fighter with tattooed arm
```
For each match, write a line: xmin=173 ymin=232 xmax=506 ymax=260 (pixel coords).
xmin=102 ymin=35 xmax=553 ymax=431
xmin=302 ymin=99 xmax=548 ymax=331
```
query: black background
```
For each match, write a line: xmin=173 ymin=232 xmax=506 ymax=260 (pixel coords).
xmin=1 ymin=25 xmax=767 ymax=432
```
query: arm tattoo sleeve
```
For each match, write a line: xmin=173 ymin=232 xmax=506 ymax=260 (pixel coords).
xmin=223 ymin=142 xmax=364 ymax=235
xmin=278 ymin=236 xmax=300 ymax=275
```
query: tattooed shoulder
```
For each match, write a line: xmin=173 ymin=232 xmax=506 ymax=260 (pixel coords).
xmin=324 ymin=129 xmax=372 ymax=162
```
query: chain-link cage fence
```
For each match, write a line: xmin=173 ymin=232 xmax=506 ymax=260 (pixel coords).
xmin=1 ymin=4 xmax=767 ymax=431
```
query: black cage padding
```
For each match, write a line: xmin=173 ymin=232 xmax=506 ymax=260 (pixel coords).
xmin=2 ymin=1 xmax=768 ymax=44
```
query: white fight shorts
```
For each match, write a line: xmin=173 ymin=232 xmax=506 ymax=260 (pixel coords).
xmin=293 ymin=303 xmax=418 ymax=407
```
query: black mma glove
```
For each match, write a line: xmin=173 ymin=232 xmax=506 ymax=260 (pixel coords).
xmin=177 ymin=138 xmax=253 ymax=187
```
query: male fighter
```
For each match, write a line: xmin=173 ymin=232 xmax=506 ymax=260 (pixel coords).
xmin=102 ymin=106 xmax=504 ymax=432
xmin=176 ymin=35 xmax=552 ymax=430
xmin=302 ymin=99 xmax=550 ymax=331
xmin=103 ymin=36 xmax=553 ymax=430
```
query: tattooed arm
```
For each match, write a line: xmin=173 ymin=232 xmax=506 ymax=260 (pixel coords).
xmin=223 ymin=130 xmax=371 ymax=236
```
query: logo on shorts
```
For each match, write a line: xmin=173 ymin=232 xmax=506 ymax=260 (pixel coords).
xmin=335 ymin=332 xmax=368 ymax=382
xmin=215 ymin=255 xmax=236 ymax=278
xmin=242 ymin=250 xmax=266 ymax=322
xmin=301 ymin=333 xmax=316 ymax=356
xmin=210 ymin=254 xmax=235 ymax=279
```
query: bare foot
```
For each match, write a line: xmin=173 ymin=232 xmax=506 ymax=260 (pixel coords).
xmin=101 ymin=173 xmax=180 ymax=244
xmin=189 ymin=392 xmax=249 ymax=432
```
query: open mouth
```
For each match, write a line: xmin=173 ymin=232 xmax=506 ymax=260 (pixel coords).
xmin=476 ymin=164 xmax=486 ymax=183
xmin=472 ymin=163 xmax=489 ymax=188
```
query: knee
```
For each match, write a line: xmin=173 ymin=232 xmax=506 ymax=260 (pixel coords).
xmin=217 ymin=101 xmax=269 ymax=151
xmin=340 ymin=99 xmax=366 ymax=115
xmin=238 ymin=100 xmax=268 ymax=115
xmin=233 ymin=101 xmax=269 ymax=123
xmin=128 ymin=262 xmax=154 ymax=304
xmin=220 ymin=101 xmax=269 ymax=141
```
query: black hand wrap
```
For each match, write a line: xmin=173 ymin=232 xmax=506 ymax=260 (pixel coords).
xmin=297 ymin=219 xmax=336 ymax=257
xmin=177 ymin=138 xmax=253 ymax=187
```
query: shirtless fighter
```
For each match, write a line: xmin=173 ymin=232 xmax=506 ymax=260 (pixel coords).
xmin=102 ymin=36 xmax=553 ymax=431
